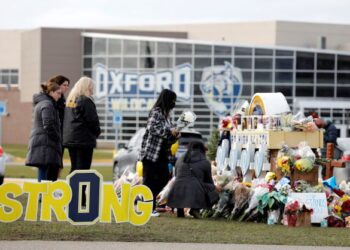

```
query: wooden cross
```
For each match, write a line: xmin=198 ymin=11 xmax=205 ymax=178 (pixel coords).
xmin=323 ymin=143 xmax=346 ymax=180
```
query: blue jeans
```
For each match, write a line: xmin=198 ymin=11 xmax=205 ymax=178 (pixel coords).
xmin=38 ymin=167 xmax=47 ymax=182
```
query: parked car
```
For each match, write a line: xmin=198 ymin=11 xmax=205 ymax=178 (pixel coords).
xmin=112 ymin=128 xmax=203 ymax=181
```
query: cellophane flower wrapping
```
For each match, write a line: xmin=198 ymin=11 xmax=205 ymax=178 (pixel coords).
xmin=293 ymin=141 xmax=316 ymax=172
xmin=156 ymin=176 xmax=176 ymax=206
xmin=176 ymin=110 xmax=196 ymax=131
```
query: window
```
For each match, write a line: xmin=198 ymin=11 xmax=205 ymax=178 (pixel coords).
xmin=140 ymin=57 xmax=155 ymax=68
xmin=275 ymin=59 xmax=293 ymax=70
xmin=338 ymin=55 xmax=350 ymax=70
xmin=83 ymin=58 xmax=92 ymax=68
xmin=123 ymin=40 xmax=138 ymax=55
xmin=296 ymin=86 xmax=314 ymax=96
xmin=94 ymin=38 xmax=107 ymax=56
xmin=0 ymin=69 xmax=19 ymax=85
xmin=84 ymin=37 xmax=93 ymax=55
xmin=176 ymin=57 xmax=192 ymax=65
xmin=214 ymin=58 xmax=231 ymax=65
xmin=255 ymin=72 xmax=272 ymax=83
xmin=140 ymin=41 xmax=155 ymax=55
xmin=296 ymin=72 xmax=314 ymax=84
xmin=214 ymin=46 xmax=232 ymax=56
xmin=108 ymin=58 xmax=122 ymax=68
xmin=255 ymin=58 xmax=272 ymax=69
xmin=123 ymin=57 xmax=138 ymax=68
xmin=316 ymin=87 xmax=334 ymax=97
xmin=338 ymin=73 xmax=350 ymax=84
xmin=241 ymin=71 xmax=252 ymax=83
xmin=234 ymin=58 xmax=252 ymax=69
xmin=108 ymin=39 xmax=121 ymax=55
xmin=275 ymin=85 xmax=293 ymax=96
xmin=194 ymin=58 xmax=211 ymax=68
xmin=254 ymin=85 xmax=272 ymax=92
xmin=157 ymin=42 xmax=173 ymax=55
xmin=195 ymin=44 xmax=212 ymax=55
xmin=275 ymin=72 xmax=293 ymax=83
xmin=157 ymin=57 xmax=173 ymax=68
xmin=296 ymin=52 xmax=314 ymax=70
xmin=234 ymin=47 xmax=252 ymax=56
xmin=317 ymin=53 xmax=335 ymax=70
xmin=337 ymin=87 xmax=350 ymax=97
xmin=255 ymin=48 xmax=273 ymax=56
xmin=241 ymin=84 xmax=251 ymax=96
xmin=175 ymin=43 xmax=192 ymax=55
xmin=276 ymin=50 xmax=294 ymax=56
xmin=316 ymin=73 xmax=334 ymax=84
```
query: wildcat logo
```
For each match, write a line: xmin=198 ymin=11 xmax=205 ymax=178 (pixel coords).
xmin=200 ymin=62 xmax=243 ymax=117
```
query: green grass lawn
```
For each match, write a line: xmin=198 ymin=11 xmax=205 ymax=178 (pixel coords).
xmin=3 ymin=144 xmax=113 ymax=161
xmin=5 ymin=165 xmax=113 ymax=182
xmin=0 ymin=194 xmax=350 ymax=246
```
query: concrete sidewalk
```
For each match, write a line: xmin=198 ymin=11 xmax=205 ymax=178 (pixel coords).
xmin=0 ymin=241 xmax=347 ymax=250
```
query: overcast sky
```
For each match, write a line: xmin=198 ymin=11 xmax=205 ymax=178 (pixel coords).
xmin=1 ymin=0 xmax=349 ymax=29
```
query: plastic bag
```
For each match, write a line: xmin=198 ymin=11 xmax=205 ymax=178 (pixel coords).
xmin=296 ymin=141 xmax=316 ymax=163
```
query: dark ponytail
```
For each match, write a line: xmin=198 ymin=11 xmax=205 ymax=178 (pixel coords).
xmin=183 ymin=141 xmax=206 ymax=163
xmin=41 ymin=81 xmax=60 ymax=94
xmin=48 ymin=75 xmax=70 ymax=86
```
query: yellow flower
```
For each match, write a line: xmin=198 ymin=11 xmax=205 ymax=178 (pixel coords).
xmin=334 ymin=205 xmax=342 ymax=215
xmin=341 ymin=195 xmax=350 ymax=203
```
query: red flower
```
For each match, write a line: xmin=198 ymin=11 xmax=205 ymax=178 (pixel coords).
xmin=342 ymin=200 xmax=350 ymax=213
xmin=333 ymin=189 xmax=345 ymax=197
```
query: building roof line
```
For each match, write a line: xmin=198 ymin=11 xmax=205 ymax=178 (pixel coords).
xmin=82 ymin=32 xmax=350 ymax=55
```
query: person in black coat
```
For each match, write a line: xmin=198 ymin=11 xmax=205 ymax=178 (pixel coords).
xmin=47 ymin=75 xmax=70 ymax=172
xmin=167 ymin=141 xmax=221 ymax=218
xmin=26 ymin=82 xmax=62 ymax=182
xmin=48 ymin=75 xmax=70 ymax=135
xmin=314 ymin=117 xmax=338 ymax=157
xmin=63 ymin=76 xmax=101 ymax=206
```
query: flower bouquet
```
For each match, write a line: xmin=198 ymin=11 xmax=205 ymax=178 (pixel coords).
xmin=219 ymin=116 xmax=234 ymax=131
xmin=258 ymin=191 xmax=288 ymax=225
xmin=176 ymin=110 xmax=197 ymax=131
xmin=156 ymin=176 xmax=176 ymax=206
xmin=293 ymin=142 xmax=316 ymax=173
xmin=276 ymin=145 xmax=294 ymax=175
xmin=284 ymin=200 xmax=300 ymax=227
xmin=228 ymin=183 xmax=252 ymax=220
xmin=277 ymin=156 xmax=293 ymax=174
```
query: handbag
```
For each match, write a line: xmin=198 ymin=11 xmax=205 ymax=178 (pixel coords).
xmin=187 ymin=163 xmax=219 ymax=205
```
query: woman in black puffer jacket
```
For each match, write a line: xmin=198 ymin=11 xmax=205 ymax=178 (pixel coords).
xmin=26 ymin=82 xmax=62 ymax=182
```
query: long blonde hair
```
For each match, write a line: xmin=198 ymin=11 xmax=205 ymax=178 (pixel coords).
xmin=66 ymin=76 xmax=94 ymax=107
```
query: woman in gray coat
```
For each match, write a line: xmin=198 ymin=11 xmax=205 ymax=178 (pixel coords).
xmin=167 ymin=141 xmax=220 ymax=218
xmin=25 ymin=81 xmax=62 ymax=182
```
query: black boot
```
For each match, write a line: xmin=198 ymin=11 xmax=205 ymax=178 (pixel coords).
xmin=177 ymin=208 xmax=185 ymax=218
xmin=189 ymin=209 xmax=201 ymax=219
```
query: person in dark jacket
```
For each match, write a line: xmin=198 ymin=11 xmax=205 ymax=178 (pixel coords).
xmin=167 ymin=141 xmax=220 ymax=218
xmin=139 ymin=89 xmax=179 ymax=217
xmin=63 ymin=76 xmax=100 ymax=207
xmin=48 ymin=75 xmax=70 ymax=134
xmin=26 ymin=81 xmax=62 ymax=182
xmin=314 ymin=117 xmax=338 ymax=156
xmin=47 ymin=75 xmax=70 ymax=173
